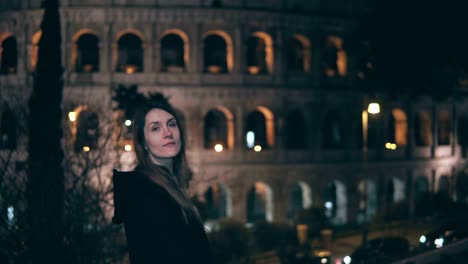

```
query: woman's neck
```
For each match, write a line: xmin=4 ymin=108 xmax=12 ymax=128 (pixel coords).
xmin=148 ymin=154 xmax=173 ymax=175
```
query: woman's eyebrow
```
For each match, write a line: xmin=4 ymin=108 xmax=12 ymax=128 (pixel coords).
xmin=167 ymin=118 xmax=176 ymax=123
xmin=147 ymin=121 xmax=162 ymax=126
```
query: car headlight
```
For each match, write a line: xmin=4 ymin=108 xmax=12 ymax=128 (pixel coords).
xmin=419 ymin=235 xmax=427 ymax=244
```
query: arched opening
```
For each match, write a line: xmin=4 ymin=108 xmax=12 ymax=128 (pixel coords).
xmin=414 ymin=111 xmax=432 ymax=146
xmin=458 ymin=115 xmax=468 ymax=148
xmin=203 ymin=34 xmax=228 ymax=73
xmin=247 ymin=181 xmax=273 ymax=223
xmin=0 ymin=35 xmax=17 ymax=74
xmin=386 ymin=108 xmax=407 ymax=148
xmin=322 ymin=36 xmax=347 ymax=77
xmin=323 ymin=110 xmax=343 ymax=149
xmin=245 ymin=106 xmax=275 ymax=149
xmin=0 ymin=107 xmax=17 ymax=150
xmin=287 ymin=34 xmax=311 ymax=73
xmin=116 ymin=32 xmax=143 ymax=73
xmin=204 ymin=183 xmax=230 ymax=220
xmin=438 ymin=175 xmax=450 ymax=194
xmin=357 ymin=179 xmax=377 ymax=224
xmin=323 ymin=180 xmax=347 ymax=225
xmin=246 ymin=32 xmax=273 ymax=75
xmin=285 ymin=109 xmax=306 ymax=149
xmin=74 ymin=32 xmax=99 ymax=73
xmin=204 ymin=109 xmax=228 ymax=150
xmin=160 ymin=32 xmax=186 ymax=72
xmin=414 ymin=176 xmax=430 ymax=217
xmin=287 ymin=181 xmax=312 ymax=222
xmin=438 ymin=110 xmax=451 ymax=145
xmin=74 ymin=110 xmax=99 ymax=152
xmin=31 ymin=31 xmax=42 ymax=72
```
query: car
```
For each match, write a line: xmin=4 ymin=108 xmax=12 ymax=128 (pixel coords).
xmin=347 ymin=236 xmax=410 ymax=264
xmin=418 ymin=222 xmax=468 ymax=251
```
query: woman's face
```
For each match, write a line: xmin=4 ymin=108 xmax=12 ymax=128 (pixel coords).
xmin=143 ymin=108 xmax=181 ymax=163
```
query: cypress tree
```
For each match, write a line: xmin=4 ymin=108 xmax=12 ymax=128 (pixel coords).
xmin=26 ymin=0 xmax=64 ymax=263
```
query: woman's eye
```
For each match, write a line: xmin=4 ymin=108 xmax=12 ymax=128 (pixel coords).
xmin=151 ymin=126 xmax=160 ymax=131
xmin=169 ymin=122 xmax=177 ymax=127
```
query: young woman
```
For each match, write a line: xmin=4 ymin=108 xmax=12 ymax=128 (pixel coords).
xmin=112 ymin=95 xmax=212 ymax=263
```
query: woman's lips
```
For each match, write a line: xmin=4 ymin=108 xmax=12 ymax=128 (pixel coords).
xmin=163 ymin=142 xmax=176 ymax=147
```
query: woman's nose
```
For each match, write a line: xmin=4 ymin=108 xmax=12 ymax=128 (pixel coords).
xmin=163 ymin=126 xmax=173 ymax=138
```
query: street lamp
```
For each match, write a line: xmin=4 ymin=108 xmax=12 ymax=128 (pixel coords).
xmin=361 ymin=102 xmax=380 ymax=245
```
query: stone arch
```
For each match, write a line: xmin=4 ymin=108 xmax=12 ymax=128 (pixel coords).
xmin=204 ymin=109 xmax=228 ymax=150
xmin=30 ymin=30 xmax=42 ymax=72
xmin=74 ymin=109 xmax=99 ymax=152
xmin=323 ymin=180 xmax=347 ymax=225
xmin=287 ymin=181 xmax=312 ymax=221
xmin=0 ymin=33 xmax=17 ymax=74
xmin=246 ymin=181 xmax=274 ymax=223
xmin=160 ymin=29 xmax=189 ymax=72
xmin=357 ymin=179 xmax=377 ymax=223
xmin=438 ymin=110 xmax=451 ymax=145
xmin=71 ymin=29 xmax=100 ymax=73
xmin=287 ymin=34 xmax=311 ymax=73
xmin=245 ymin=106 xmax=275 ymax=149
xmin=323 ymin=110 xmax=343 ymax=149
xmin=114 ymin=30 xmax=145 ymax=73
xmin=246 ymin=31 xmax=274 ymax=75
xmin=203 ymin=30 xmax=233 ymax=73
xmin=414 ymin=110 xmax=432 ymax=146
xmin=0 ymin=106 xmax=17 ymax=150
xmin=285 ymin=109 xmax=306 ymax=149
xmin=386 ymin=108 xmax=408 ymax=147
xmin=204 ymin=183 xmax=232 ymax=220
xmin=322 ymin=35 xmax=347 ymax=77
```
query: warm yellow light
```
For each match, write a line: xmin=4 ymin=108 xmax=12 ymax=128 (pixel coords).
xmin=124 ymin=144 xmax=132 ymax=152
xmin=125 ymin=65 xmax=137 ymax=74
xmin=385 ymin=142 xmax=397 ymax=150
xmin=214 ymin=144 xmax=223 ymax=152
xmin=253 ymin=145 xmax=262 ymax=152
xmin=368 ymin=103 xmax=380 ymax=114
xmin=68 ymin=112 xmax=77 ymax=122
xmin=125 ymin=120 xmax=132 ymax=126
xmin=391 ymin=143 xmax=397 ymax=150
xmin=247 ymin=66 xmax=260 ymax=75
xmin=82 ymin=146 xmax=90 ymax=152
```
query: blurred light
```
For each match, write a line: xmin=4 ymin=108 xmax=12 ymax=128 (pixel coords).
xmin=125 ymin=120 xmax=132 ymax=126
xmin=385 ymin=142 xmax=397 ymax=150
xmin=246 ymin=131 xmax=255 ymax=148
xmin=68 ymin=112 xmax=77 ymax=122
xmin=253 ymin=145 xmax=262 ymax=152
xmin=214 ymin=144 xmax=223 ymax=152
xmin=83 ymin=146 xmax=90 ymax=152
xmin=125 ymin=65 xmax=137 ymax=74
xmin=321 ymin=258 xmax=328 ymax=264
xmin=367 ymin=103 xmax=380 ymax=114
xmin=420 ymin=235 xmax=427 ymax=244
xmin=124 ymin=144 xmax=132 ymax=152
xmin=343 ymin=256 xmax=351 ymax=264
xmin=325 ymin=201 xmax=333 ymax=209
xmin=7 ymin=206 xmax=14 ymax=223
xmin=435 ymin=238 xmax=444 ymax=248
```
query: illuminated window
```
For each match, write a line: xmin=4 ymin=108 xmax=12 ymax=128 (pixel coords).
xmin=204 ymin=183 xmax=229 ymax=220
xmin=386 ymin=108 xmax=408 ymax=147
xmin=287 ymin=182 xmax=312 ymax=222
xmin=160 ymin=33 xmax=185 ymax=72
xmin=0 ymin=107 xmax=17 ymax=150
xmin=323 ymin=181 xmax=347 ymax=225
xmin=245 ymin=107 xmax=275 ymax=149
xmin=0 ymin=35 xmax=17 ymax=74
xmin=438 ymin=110 xmax=451 ymax=145
xmin=30 ymin=31 xmax=42 ymax=72
xmin=287 ymin=34 xmax=311 ymax=73
xmin=247 ymin=182 xmax=273 ymax=223
xmin=74 ymin=33 xmax=99 ymax=73
xmin=116 ymin=33 xmax=143 ymax=73
xmin=204 ymin=109 xmax=228 ymax=149
xmin=246 ymin=32 xmax=273 ymax=75
xmin=74 ymin=110 xmax=99 ymax=152
xmin=322 ymin=36 xmax=347 ymax=77
xmin=414 ymin=111 xmax=432 ymax=146
xmin=204 ymin=34 xmax=228 ymax=74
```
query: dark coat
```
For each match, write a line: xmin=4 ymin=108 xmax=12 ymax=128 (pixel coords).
xmin=112 ymin=169 xmax=213 ymax=264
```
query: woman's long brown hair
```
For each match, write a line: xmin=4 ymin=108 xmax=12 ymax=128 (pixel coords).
xmin=132 ymin=95 xmax=195 ymax=215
